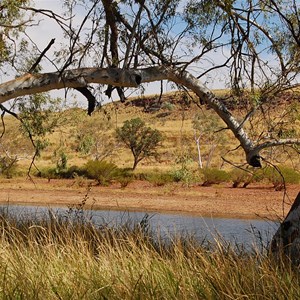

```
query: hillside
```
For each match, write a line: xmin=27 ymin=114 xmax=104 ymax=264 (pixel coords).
xmin=0 ymin=90 xmax=299 ymax=177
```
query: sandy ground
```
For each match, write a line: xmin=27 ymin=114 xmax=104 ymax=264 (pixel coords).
xmin=0 ymin=178 xmax=299 ymax=220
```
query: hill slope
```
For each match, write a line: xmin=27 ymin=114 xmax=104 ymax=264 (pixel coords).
xmin=0 ymin=90 xmax=299 ymax=175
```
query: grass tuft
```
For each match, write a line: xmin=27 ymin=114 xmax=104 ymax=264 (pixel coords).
xmin=0 ymin=209 xmax=298 ymax=299
xmin=201 ymin=168 xmax=231 ymax=186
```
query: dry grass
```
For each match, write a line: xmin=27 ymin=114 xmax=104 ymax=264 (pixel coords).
xmin=0 ymin=209 xmax=299 ymax=299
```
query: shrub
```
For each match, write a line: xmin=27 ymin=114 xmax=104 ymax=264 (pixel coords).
xmin=263 ymin=166 xmax=300 ymax=190
xmin=36 ymin=167 xmax=58 ymax=179
xmin=201 ymin=168 xmax=230 ymax=186
xmin=172 ymin=167 xmax=192 ymax=183
xmin=56 ymin=150 xmax=68 ymax=172
xmin=59 ymin=165 xmax=86 ymax=179
xmin=171 ymin=155 xmax=198 ymax=186
xmin=229 ymin=168 xmax=263 ymax=188
xmin=133 ymin=172 xmax=148 ymax=181
xmin=146 ymin=171 xmax=174 ymax=186
xmin=115 ymin=168 xmax=134 ymax=188
xmin=37 ymin=165 xmax=85 ymax=179
xmin=84 ymin=160 xmax=118 ymax=185
xmin=76 ymin=134 xmax=95 ymax=155
xmin=0 ymin=156 xmax=18 ymax=178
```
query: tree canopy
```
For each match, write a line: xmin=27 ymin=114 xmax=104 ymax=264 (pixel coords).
xmin=0 ymin=0 xmax=299 ymax=167
xmin=116 ymin=117 xmax=162 ymax=170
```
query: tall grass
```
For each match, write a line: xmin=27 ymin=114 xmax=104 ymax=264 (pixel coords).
xmin=0 ymin=210 xmax=299 ymax=299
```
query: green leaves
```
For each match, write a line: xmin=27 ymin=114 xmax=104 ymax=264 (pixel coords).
xmin=116 ymin=117 xmax=162 ymax=169
xmin=0 ymin=0 xmax=30 ymax=66
xmin=18 ymin=93 xmax=62 ymax=158
xmin=18 ymin=93 xmax=60 ymax=137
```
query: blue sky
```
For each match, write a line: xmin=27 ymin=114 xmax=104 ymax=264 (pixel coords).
xmin=14 ymin=0 xmax=293 ymax=107
xmin=25 ymin=0 xmax=181 ymax=105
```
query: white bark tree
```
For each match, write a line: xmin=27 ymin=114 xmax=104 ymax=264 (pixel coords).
xmin=0 ymin=0 xmax=300 ymax=260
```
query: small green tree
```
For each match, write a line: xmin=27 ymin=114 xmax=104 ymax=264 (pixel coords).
xmin=18 ymin=93 xmax=63 ymax=172
xmin=116 ymin=118 xmax=162 ymax=170
xmin=71 ymin=111 xmax=117 ymax=161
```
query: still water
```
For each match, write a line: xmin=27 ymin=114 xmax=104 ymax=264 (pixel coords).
xmin=0 ymin=204 xmax=279 ymax=249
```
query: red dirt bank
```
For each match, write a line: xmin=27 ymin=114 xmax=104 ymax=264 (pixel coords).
xmin=0 ymin=178 xmax=299 ymax=220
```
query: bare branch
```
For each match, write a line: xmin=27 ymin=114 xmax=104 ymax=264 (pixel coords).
xmin=74 ymin=87 xmax=96 ymax=116
xmin=0 ymin=67 xmax=145 ymax=103
xmin=254 ymin=139 xmax=300 ymax=153
xmin=0 ymin=20 xmax=32 ymax=28
xmin=123 ymin=1 xmax=145 ymax=69
xmin=28 ymin=38 xmax=55 ymax=73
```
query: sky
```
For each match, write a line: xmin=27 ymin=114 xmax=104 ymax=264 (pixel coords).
xmin=24 ymin=0 xmax=181 ymax=107
xmin=10 ymin=0 xmax=288 ymax=108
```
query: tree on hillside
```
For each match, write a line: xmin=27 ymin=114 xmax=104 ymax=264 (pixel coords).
xmin=0 ymin=0 xmax=299 ymax=260
xmin=116 ymin=118 xmax=162 ymax=170
xmin=192 ymin=112 xmax=227 ymax=168
xmin=71 ymin=111 xmax=118 ymax=161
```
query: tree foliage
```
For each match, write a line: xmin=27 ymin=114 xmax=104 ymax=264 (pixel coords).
xmin=116 ymin=118 xmax=162 ymax=170
xmin=71 ymin=111 xmax=117 ymax=161
xmin=0 ymin=0 xmax=31 ymax=68
xmin=17 ymin=93 xmax=62 ymax=171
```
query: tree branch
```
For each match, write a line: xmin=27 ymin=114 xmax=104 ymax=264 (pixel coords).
xmin=253 ymin=139 xmax=300 ymax=154
xmin=28 ymin=38 xmax=55 ymax=73
xmin=74 ymin=87 xmax=97 ymax=115
xmin=0 ymin=67 xmax=145 ymax=103
xmin=0 ymin=65 xmax=298 ymax=167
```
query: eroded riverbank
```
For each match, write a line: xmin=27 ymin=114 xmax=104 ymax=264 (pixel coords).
xmin=0 ymin=178 xmax=298 ymax=220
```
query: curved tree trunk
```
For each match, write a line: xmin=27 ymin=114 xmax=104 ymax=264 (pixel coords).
xmin=0 ymin=66 xmax=299 ymax=166
xmin=271 ymin=192 xmax=300 ymax=265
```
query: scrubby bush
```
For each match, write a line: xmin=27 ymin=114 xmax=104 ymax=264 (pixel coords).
xmin=59 ymin=165 xmax=88 ymax=179
xmin=0 ymin=156 xmax=19 ymax=178
xmin=36 ymin=165 xmax=85 ymax=179
xmin=171 ymin=155 xmax=198 ymax=186
xmin=230 ymin=168 xmax=252 ymax=188
xmin=76 ymin=134 xmax=95 ymax=155
xmin=263 ymin=166 xmax=300 ymax=190
xmin=172 ymin=167 xmax=193 ymax=184
xmin=145 ymin=171 xmax=174 ymax=186
xmin=115 ymin=168 xmax=134 ymax=188
xmin=201 ymin=168 xmax=230 ymax=186
xmin=229 ymin=168 xmax=263 ymax=188
xmin=36 ymin=167 xmax=58 ymax=179
xmin=228 ymin=166 xmax=300 ymax=189
xmin=133 ymin=172 xmax=147 ymax=181
xmin=84 ymin=160 xmax=119 ymax=185
xmin=55 ymin=150 xmax=68 ymax=172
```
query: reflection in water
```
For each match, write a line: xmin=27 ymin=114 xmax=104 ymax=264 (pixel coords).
xmin=0 ymin=204 xmax=279 ymax=249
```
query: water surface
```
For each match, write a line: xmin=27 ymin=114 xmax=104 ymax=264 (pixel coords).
xmin=0 ymin=204 xmax=279 ymax=249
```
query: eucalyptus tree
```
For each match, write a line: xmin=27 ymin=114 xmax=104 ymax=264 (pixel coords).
xmin=116 ymin=117 xmax=162 ymax=170
xmin=0 ymin=0 xmax=299 ymax=259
